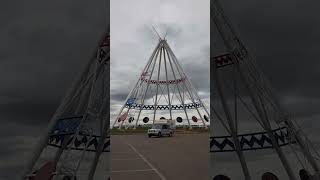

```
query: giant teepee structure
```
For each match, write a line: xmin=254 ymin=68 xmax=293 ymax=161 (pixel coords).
xmin=21 ymin=30 xmax=110 ymax=180
xmin=210 ymin=0 xmax=320 ymax=180
xmin=112 ymin=35 xmax=210 ymax=130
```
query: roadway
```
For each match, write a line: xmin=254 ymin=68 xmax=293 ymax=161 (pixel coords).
xmin=111 ymin=133 xmax=209 ymax=180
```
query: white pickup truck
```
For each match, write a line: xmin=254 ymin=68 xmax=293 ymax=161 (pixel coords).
xmin=147 ymin=122 xmax=175 ymax=138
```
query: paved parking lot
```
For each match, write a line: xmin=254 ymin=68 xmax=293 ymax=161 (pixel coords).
xmin=111 ymin=133 xmax=209 ymax=180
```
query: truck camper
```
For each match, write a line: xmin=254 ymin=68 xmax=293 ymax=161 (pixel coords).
xmin=147 ymin=118 xmax=175 ymax=138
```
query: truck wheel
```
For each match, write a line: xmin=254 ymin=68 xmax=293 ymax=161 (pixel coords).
xmin=148 ymin=135 xmax=151 ymax=138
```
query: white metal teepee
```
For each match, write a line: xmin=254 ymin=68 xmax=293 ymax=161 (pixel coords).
xmin=21 ymin=30 xmax=110 ymax=180
xmin=210 ymin=0 xmax=320 ymax=180
xmin=112 ymin=35 xmax=210 ymax=130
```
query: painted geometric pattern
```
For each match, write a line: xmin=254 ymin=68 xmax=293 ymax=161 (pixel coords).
xmin=125 ymin=102 xmax=202 ymax=110
xmin=140 ymin=77 xmax=186 ymax=84
xmin=50 ymin=116 xmax=83 ymax=136
xmin=213 ymin=53 xmax=235 ymax=68
xmin=48 ymin=133 xmax=110 ymax=152
xmin=210 ymin=127 xmax=291 ymax=152
xmin=213 ymin=50 xmax=248 ymax=68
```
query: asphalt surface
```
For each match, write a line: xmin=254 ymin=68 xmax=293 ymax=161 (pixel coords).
xmin=111 ymin=133 xmax=209 ymax=180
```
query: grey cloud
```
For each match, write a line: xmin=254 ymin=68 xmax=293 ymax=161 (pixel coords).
xmin=110 ymin=0 xmax=210 ymax=118
xmin=0 ymin=0 xmax=107 ymax=178
xmin=1 ymin=0 xmax=320 ymax=179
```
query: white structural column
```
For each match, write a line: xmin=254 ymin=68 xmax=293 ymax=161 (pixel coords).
xmin=213 ymin=61 xmax=252 ymax=180
xmin=212 ymin=0 xmax=298 ymax=178
xmin=165 ymin=42 xmax=191 ymax=129
xmin=113 ymin=37 xmax=209 ymax=130
xmin=54 ymin=55 xmax=104 ymax=170
xmin=128 ymin=44 xmax=161 ymax=128
xmin=21 ymin=45 xmax=98 ymax=179
xmin=135 ymin=45 xmax=161 ymax=128
xmin=88 ymin=97 xmax=110 ymax=179
xmin=286 ymin=120 xmax=320 ymax=173
xmin=112 ymin=85 xmax=134 ymax=128
xmin=54 ymin=80 xmax=93 ymax=163
xmin=152 ymin=44 xmax=163 ymax=125
xmin=112 ymin=42 xmax=160 ymax=129
xmin=168 ymin=45 xmax=210 ymax=118
xmin=163 ymin=44 xmax=173 ymax=121
xmin=119 ymin=107 xmax=131 ymax=129
xmin=237 ymin=63 xmax=297 ymax=180
xmin=165 ymin=42 xmax=206 ymax=127
xmin=61 ymin=34 xmax=109 ymax=177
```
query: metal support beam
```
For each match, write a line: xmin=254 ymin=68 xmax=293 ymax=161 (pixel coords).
xmin=165 ymin=42 xmax=191 ymax=129
xmin=20 ymin=44 xmax=98 ymax=179
xmin=152 ymin=45 xmax=163 ymax=125
xmin=165 ymin=42 xmax=207 ymax=127
xmin=135 ymin=45 xmax=161 ymax=128
xmin=163 ymin=44 xmax=173 ymax=121
xmin=112 ymin=42 xmax=160 ymax=129
xmin=213 ymin=61 xmax=252 ymax=180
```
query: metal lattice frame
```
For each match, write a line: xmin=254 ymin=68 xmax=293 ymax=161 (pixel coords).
xmin=49 ymin=133 xmax=110 ymax=153
xmin=210 ymin=127 xmax=290 ymax=152
xmin=125 ymin=102 xmax=202 ymax=110
xmin=21 ymin=30 xmax=110 ymax=180
xmin=210 ymin=0 xmax=319 ymax=180
xmin=112 ymin=37 xmax=210 ymax=129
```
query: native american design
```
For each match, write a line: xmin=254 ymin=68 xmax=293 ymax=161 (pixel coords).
xmin=112 ymin=37 xmax=210 ymax=129
xmin=22 ymin=30 xmax=110 ymax=180
xmin=210 ymin=1 xmax=320 ymax=180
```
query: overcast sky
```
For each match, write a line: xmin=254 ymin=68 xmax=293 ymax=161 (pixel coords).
xmin=110 ymin=0 xmax=210 ymax=123
xmin=211 ymin=0 xmax=320 ymax=179
xmin=0 ymin=0 xmax=108 ymax=178
xmin=1 ymin=0 xmax=320 ymax=179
